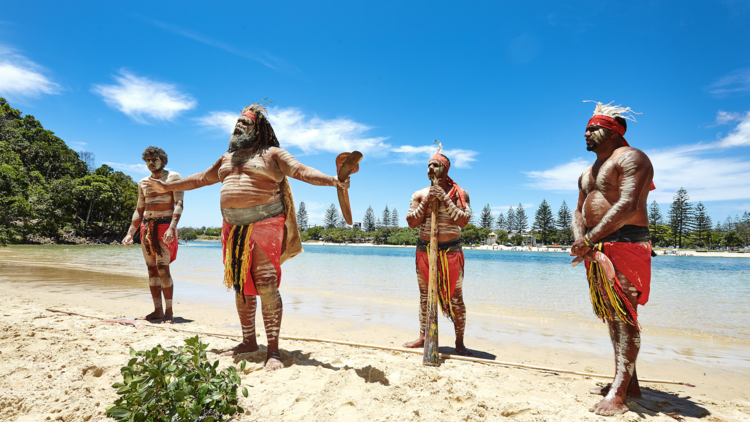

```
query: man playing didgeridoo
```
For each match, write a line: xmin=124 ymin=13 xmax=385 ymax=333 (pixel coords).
xmin=145 ymin=101 xmax=349 ymax=371
xmin=122 ymin=146 xmax=183 ymax=324
xmin=571 ymin=102 xmax=655 ymax=416
xmin=403 ymin=142 xmax=472 ymax=356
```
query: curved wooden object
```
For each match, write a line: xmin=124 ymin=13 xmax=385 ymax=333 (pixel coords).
xmin=336 ymin=151 xmax=362 ymax=225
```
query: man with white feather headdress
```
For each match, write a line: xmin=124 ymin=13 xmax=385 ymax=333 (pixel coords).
xmin=571 ymin=101 xmax=655 ymax=416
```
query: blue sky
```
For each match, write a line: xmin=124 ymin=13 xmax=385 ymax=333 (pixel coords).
xmin=2 ymin=1 xmax=749 ymax=228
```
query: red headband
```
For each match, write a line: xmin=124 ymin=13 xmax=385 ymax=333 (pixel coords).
xmin=430 ymin=153 xmax=450 ymax=173
xmin=242 ymin=111 xmax=257 ymax=123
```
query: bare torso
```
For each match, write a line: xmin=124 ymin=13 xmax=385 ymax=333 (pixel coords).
xmin=139 ymin=171 xmax=183 ymax=218
xmin=579 ymin=148 xmax=652 ymax=230
xmin=410 ymin=187 xmax=471 ymax=243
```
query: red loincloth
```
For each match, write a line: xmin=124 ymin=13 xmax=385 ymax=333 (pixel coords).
xmin=416 ymin=249 xmax=465 ymax=321
xmin=140 ymin=222 xmax=178 ymax=264
xmin=221 ymin=214 xmax=285 ymax=296
xmin=585 ymin=241 xmax=652 ymax=306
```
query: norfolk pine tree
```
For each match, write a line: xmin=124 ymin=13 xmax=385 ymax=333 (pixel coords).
xmin=668 ymin=188 xmax=692 ymax=248
xmin=382 ymin=205 xmax=391 ymax=229
xmin=324 ymin=203 xmax=340 ymax=229
xmin=297 ymin=202 xmax=309 ymax=231
xmin=533 ymin=199 xmax=555 ymax=245
xmin=363 ymin=206 xmax=376 ymax=232
xmin=480 ymin=204 xmax=494 ymax=229
xmin=556 ymin=200 xmax=572 ymax=244
xmin=495 ymin=212 xmax=506 ymax=232
xmin=648 ymin=200 xmax=666 ymax=246
xmin=507 ymin=207 xmax=516 ymax=233
xmin=691 ymin=202 xmax=712 ymax=247
xmin=516 ymin=203 xmax=529 ymax=234
xmin=390 ymin=208 xmax=399 ymax=228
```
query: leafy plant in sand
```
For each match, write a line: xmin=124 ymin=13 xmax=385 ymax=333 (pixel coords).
xmin=107 ymin=336 xmax=250 ymax=421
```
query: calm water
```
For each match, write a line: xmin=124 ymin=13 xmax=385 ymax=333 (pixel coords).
xmin=3 ymin=242 xmax=750 ymax=347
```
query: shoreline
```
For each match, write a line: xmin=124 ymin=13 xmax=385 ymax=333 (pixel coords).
xmin=1 ymin=263 xmax=749 ymax=421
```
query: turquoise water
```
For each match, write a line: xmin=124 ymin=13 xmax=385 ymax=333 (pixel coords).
xmin=4 ymin=243 xmax=750 ymax=345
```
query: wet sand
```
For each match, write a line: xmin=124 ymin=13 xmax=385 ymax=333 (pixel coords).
xmin=1 ymin=255 xmax=750 ymax=421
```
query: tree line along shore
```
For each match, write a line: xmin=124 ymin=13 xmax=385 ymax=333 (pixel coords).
xmin=2 ymin=97 xmax=748 ymax=250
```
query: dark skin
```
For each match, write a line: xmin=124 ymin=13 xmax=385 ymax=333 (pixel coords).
xmin=403 ymin=160 xmax=472 ymax=356
xmin=571 ymin=124 xmax=654 ymax=416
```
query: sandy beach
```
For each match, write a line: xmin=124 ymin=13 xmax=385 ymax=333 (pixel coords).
xmin=2 ymin=249 xmax=750 ymax=421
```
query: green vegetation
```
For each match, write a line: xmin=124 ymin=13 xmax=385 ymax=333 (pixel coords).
xmin=0 ymin=98 xmax=137 ymax=245
xmin=178 ymin=227 xmax=221 ymax=241
xmin=107 ymin=336 xmax=249 ymax=421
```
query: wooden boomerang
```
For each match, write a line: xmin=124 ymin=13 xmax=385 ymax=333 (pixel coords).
xmin=336 ymin=151 xmax=363 ymax=225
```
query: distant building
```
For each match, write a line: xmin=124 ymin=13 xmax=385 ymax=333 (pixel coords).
xmin=352 ymin=222 xmax=362 ymax=230
xmin=486 ymin=232 xmax=497 ymax=245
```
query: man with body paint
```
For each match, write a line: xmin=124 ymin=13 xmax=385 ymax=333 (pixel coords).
xmin=403 ymin=143 xmax=472 ymax=356
xmin=122 ymin=146 xmax=184 ymax=324
xmin=571 ymin=102 xmax=655 ymax=416
xmin=144 ymin=101 xmax=349 ymax=371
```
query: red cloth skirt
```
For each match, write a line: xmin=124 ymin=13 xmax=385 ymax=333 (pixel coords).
xmin=221 ymin=214 xmax=285 ymax=296
xmin=140 ymin=222 xmax=178 ymax=264
xmin=585 ymin=241 xmax=652 ymax=306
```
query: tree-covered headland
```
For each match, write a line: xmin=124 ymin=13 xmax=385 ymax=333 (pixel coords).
xmin=0 ymin=98 xmax=138 ymax=245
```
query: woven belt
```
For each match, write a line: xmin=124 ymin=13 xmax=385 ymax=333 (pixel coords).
xmin=221 ymin=200 xmax=285 ymax=226
xmin=416 ymin=237 xmax=462 ymax=253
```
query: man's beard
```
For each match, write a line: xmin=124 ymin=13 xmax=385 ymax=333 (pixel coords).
xmin=586 ymin=128 xmax=607 ymax=151
xmin=228 ymin=129 xmax=258 ymax=152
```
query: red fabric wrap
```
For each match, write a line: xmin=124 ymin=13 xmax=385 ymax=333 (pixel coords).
xmin=139 ymin=223 xmax=178 ymax=264
xmin=584 ymin=241 xmax=652 ymax=306
xmin=242 ymin=111 xmax=257 ymax=122
xmin=221 ymin=214 xmax=285 ymax=296
xmin=415 ymin=249 xmax=464 ymax=298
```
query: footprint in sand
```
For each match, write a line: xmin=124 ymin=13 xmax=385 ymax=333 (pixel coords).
xmin=337 ymin=402 xmax=357 ymax=422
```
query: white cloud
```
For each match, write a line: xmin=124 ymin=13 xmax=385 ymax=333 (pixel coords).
xmin=716 ymin=111 xmax=750 ymax=148
xmin=708 ymin=68 xmax=750 ymax=97
xmin=524 ymin=158 xmax=590 ymax=191
xmin=104 ymin=162 xmax=150 ymax=174
xmin=390 ymin=144 xmax=479 ymax=169
xmin=195 ymin=111 xmax=237 ymax=133
xmin=92 ymin=70 xmax=196 ymax=123
xmin=0 ymin=46 xmax=59 ymax=99
xmin=714 ymin=110 xmax=742 ymax=125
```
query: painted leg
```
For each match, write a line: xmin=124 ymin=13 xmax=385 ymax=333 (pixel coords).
xmin=252 ymin=246 xmax=284 ymax=371
xmin=138 ymin=265 xmax=164 ymax=320
xmin=157 ymin=263 xmax=174 ymax=324
xmin=403 ymin=267 xmax=428 ymax=348
xmin=590 ymin=269 xmax=641 ymax=416
xmin=451 ymin=270 xmax=471 ymax=356
xmin=220 ymin=293 xmax=260 ymax=356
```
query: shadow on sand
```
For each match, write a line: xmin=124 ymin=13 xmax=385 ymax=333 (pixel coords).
xmin=628 ymin=387 xmax=712 ymax=419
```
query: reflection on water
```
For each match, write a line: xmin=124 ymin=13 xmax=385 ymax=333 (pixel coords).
xmin=2 ymin=243 xmax=750 ymax=352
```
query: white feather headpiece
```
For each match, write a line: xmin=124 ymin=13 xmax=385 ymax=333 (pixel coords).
xmin=584 ymin=101 xmax=641 ymax=122
xmin=433 ymin=139 xmax=443 ymax=156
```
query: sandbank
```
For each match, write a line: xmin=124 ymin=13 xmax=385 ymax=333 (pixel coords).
xmin=1 ymin=258 xmax=749 ymax=421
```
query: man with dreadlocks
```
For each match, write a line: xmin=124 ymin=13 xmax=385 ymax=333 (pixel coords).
xmin=403 ymin=143 xmax=472 ymax=356
xmin=145 ymin=101 xmax=349 ymax=371
xmin=571 ymin=101 xmax=655 ymax=416
xmin=122 ymin=146 xmax=184 ymax=324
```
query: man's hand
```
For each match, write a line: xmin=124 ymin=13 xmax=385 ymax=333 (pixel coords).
xmin=333 ymin=176 xmax=350 ymax=190
xmin=122 ymin=234 xmax=134 ymax=246
xmin=143 ymin=178 xmax=169 ymax=194
xmin=570 ymin=238 xmax=592 ymax=259
xmin=163 ymin=227 xmax=177 ymax=244
xmin=428 ymin=185 xmax=447 ymax=202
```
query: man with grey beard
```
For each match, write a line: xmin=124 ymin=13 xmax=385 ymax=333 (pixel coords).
xmin=145 ymin=101 xmax=349 ymax=371
xmin=571 ymin=102 xmax=655 ymax=416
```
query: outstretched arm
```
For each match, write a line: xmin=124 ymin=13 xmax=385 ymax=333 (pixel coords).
xmin=587 ymin=150 xmax=653 ymax=243
xmin=146 ymin=158 xmax=222 ymax=193
xmin=163 ymin=173 xmax=184 ymax=244
xmin=122 ymin=184 xmax=145 ymax=246
xmin=274 ymin=149 xmax=349 ymax=189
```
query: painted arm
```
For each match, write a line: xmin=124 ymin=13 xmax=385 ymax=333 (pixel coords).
xmin=435 ymin=187 xmax=472 ymax=228
xmin=146 ymin=158 xmax=222 ymax=193
xmin=163 ymin=173 xmax=184 ymax=244
xmin=406 ymin=190 xmax=431 ymax=228
xmin=572 ymin=176 xmax=587 ymax=241
xmin=122 ymin=183 xmax=145 ymax=246
xmin=586 ymin=150 xmax=653 ymax=243
xmin=274 ymin=148 xmax=349 ymax=189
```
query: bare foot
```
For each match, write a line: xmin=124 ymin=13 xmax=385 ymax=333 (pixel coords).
xmin=590 ymin=383 xmax=642 ymax=398
xmin=589 ymin=396 xmax=629 ymax=416
xmin=402 ymin=336 xmax=425 ymax=349
xmin=454 ymin=345 xmax=473 ymax=357
xmin=138 ymin=310 xmax=164 ymax=321
xmin=265 ymin=351 xmax=284 ymax=372
xmin=220 ymin=341 xmax=259 ymax=357
xmin=160 ymin=312 xmax=174 ymax=324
